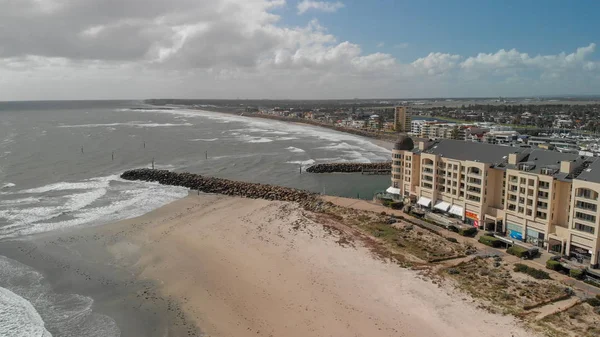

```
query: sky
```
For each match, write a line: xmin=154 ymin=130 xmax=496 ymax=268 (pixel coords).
xmin=1 ymin=0 xmax=599 ymax=100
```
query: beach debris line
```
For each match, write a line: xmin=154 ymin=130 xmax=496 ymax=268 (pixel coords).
xmin=121 ymin=168 xmax=319 ymax=204
xmin=306 ymin=162 xmax=391 ymax=174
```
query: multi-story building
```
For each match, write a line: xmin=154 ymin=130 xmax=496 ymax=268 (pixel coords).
xmin=388 ymin=136 xmax=600 ymax=268
xmin=394 ymin=106 xmax=411 ymax=132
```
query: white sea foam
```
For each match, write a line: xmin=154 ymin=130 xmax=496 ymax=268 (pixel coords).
xmin=189 ymin=138 xmax=218 ymax=142
xmin=0 ymin=256 xmax=120 ymax=337
xmin=285 ymin=146 xmax=305 ymax=153
xmin=1 ymin=182 xmax=15 ymax=189
xmin=0 ymin=175 xmax=187 ymax=238
xmin=247 ymin=137 xmax=273 ymax=143
xmin=286 ymin=159 xmax=316 ymax=169
xmin=0 ymin=287 xmax=52 ymax=337
xmin=59 ymin=122 xmax=192 ymax=128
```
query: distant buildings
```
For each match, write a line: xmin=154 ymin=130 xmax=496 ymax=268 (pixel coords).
xmin=394 ymin=106 xmax=411 ymax=132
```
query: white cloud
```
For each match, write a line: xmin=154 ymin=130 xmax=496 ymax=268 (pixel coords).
xmin=411 ymin=52 xmax=462 ymax=75
xmin=0 ymin=0 xmax=599 ymax=100
xmin=376 ymin=42 xmax=385 ymax=48
xmin=461 ymin=43 xmax=597 ymax=71
xmin=297 ymin=1 xmax=344 ymax=15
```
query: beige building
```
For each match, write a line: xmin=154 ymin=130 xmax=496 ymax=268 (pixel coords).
xmin=394 ymin=106 xmax=411 ymax=132
xmin=387 ymin=136 xmax=600 ymax=268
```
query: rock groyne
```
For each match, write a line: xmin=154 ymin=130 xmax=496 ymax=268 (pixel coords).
xmin=121 ymin=169 xmax=319 ymax=204
xmin=306 ymin=162 xmax=391 ymax=174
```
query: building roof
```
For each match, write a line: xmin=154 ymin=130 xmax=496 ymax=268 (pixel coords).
xmin=424 ymin=139 xmax=525 ymax=165
xmin=503 ymin=149 xmax=584 ymax=178
xmin=572 ymin=158 xmax=600 ymax=183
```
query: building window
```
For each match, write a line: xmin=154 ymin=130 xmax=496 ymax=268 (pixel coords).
xmin=539 ymin=181 xmax=550 ymax=189
xmin=520 ymin=177 xmax=526 ymax=184
xmin=538 ymin=191 xmax=549 ymax=199
xmin=526 ymin=209 xmax=532 ymax=216
xmin=536 ymin=211 xmax=547 ymax=219
xmin=468 ymin=167 xmax=481 ymax=176
xmin=393 ymin=181 xmax=399 ymax=188
xmin=508 ymin=204 xmax=516 ymax=211
xmin=575 ymin=211 xmax=596 ymax=223
xmin=509 ymin=176 xmax=518 ymax=183
xmin=422 ymin=182 xmax=433 ymax=189
xmin=576 ymin=188 xmax=599 ymax=201
xmin=528 ymin=179 xmax=534 ymax=186
xmin=468 ymin=177 xmax=482 ymax=185
xmin=537 ymin=201 xmax=548 ymax=209
xmin=423 ymin=159 xmax=434 ymax=166
xmin=467 ymin=194 xmax=481 ymax=202
xmin=508 ymin=194 xmax=517 ymax=202
xmin=518 ymin=206 xmax=524 ymax=213
xmin=576 ymin=200 xmax=597 ymax=212
xmin=527 ymin=199 xmax=533 ymax=206
xmin=574 ymin=223 xmax=595 ymax=234
xmin=467 ymin=186 xmax=481 ymax=193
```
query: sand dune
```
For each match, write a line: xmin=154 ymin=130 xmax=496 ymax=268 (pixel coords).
xmin=100 ymin=193 xmax=538 ymax=337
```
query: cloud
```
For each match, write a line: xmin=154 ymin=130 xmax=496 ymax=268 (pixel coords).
xmin=394 ymin=43 xmax=409 ymax=49
xmin=0 ymin=0 xmax=598 ymax=100
xmin=297 ymin=1 xmax=344 ymax=14
xmin=460 ymin=43 xmax=597 ymax=73
xmin=376 ymin=42 xmax=385 ymax=48
xmin=411 ymin=52 xmax=462 ymax=75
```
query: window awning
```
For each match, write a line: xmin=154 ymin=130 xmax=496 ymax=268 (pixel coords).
xmin=386 ymin=187 xmax=401 ymax=195
xmin=417 ymin=197 xmax=432 ymax=207
xmin=434 ymin=201 xmax=451 ymax=212
xmin=449 ymin=205 xmax=464 ymax=217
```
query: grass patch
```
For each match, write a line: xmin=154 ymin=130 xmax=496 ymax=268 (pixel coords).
xmin=514 ymin=263 xmax=551 ymax=280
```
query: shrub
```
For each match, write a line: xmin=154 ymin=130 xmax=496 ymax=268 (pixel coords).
xmin=569 ymin=268 xmax=585 ymax=280
xmin=478 ymin=235 xmax=503 ymax=247
xmin=447 ymin=268 xmax=459 ymax=275
xmin=584 ymin=279 xmax=600 ymax=288
xmin=389 ymin=201 xmax=403 ymax=210
xmin=507 ymin=245 xmax=529 ymax=258
xmin=513 ymin=263 xmax=551 ymax=279
xmin=446 ymin=237 xmax=458 ymax=243
xmin=585 ymin=297 xmax=600 ymax=307
xmin=546 ymin=259 xmax=563 ymax=271
xmin=447 ymin=225 xmax=459 ymax=233
xmin=459 ymin=227 xmax=477 ymax=237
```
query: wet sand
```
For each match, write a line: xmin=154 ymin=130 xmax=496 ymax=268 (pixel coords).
xmin=18 ymin=192 xmax=537 ymax=337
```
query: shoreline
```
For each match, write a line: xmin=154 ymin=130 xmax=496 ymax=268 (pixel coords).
xmin=151 ymin=103 xmax=400 ymax=144
xmin=2 ymin=192 xmax=541 ymax=337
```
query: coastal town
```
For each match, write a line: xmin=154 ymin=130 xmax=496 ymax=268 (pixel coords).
xmin=148 ymin=97 xmax=600 ymax=156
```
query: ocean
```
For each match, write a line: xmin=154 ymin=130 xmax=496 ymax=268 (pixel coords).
xmin=0 ymin=100 xmax=392 ymax=336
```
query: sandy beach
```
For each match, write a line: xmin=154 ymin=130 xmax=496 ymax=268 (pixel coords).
xmin=51 ymin=192 xmax=535 ymax=337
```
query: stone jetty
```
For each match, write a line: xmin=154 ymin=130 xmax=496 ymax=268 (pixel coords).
xmin=306 ymin=162 xmax=391 ymax=174
xmin=121 ymin=169 xmax=319 ymax=205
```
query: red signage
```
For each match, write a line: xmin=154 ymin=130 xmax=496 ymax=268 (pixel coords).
xmin=465 ymin=211 xmax=478 ymax=220
xmin=473 ymin=220 xmax=479 ymax=228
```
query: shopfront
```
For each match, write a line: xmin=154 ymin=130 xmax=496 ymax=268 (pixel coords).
xmin=465 ymin=211 xmax=479 ymax=228
xmin=525 ymin=228 xmax=545 ymax=248
xmin=506 ymin=222 xmax=523 ymax=241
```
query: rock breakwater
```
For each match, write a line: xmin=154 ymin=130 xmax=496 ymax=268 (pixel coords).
xmin=306 ymin=162 xmax=391 ymax=173
xmin=121 ymin=169 xmax=319 ymax=205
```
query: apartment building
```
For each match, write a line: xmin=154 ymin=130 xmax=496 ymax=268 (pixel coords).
xmin=388 ymin=136 xmax=600 ymax=268
xmin=394 ymin=106 xmax=411 ymax=132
